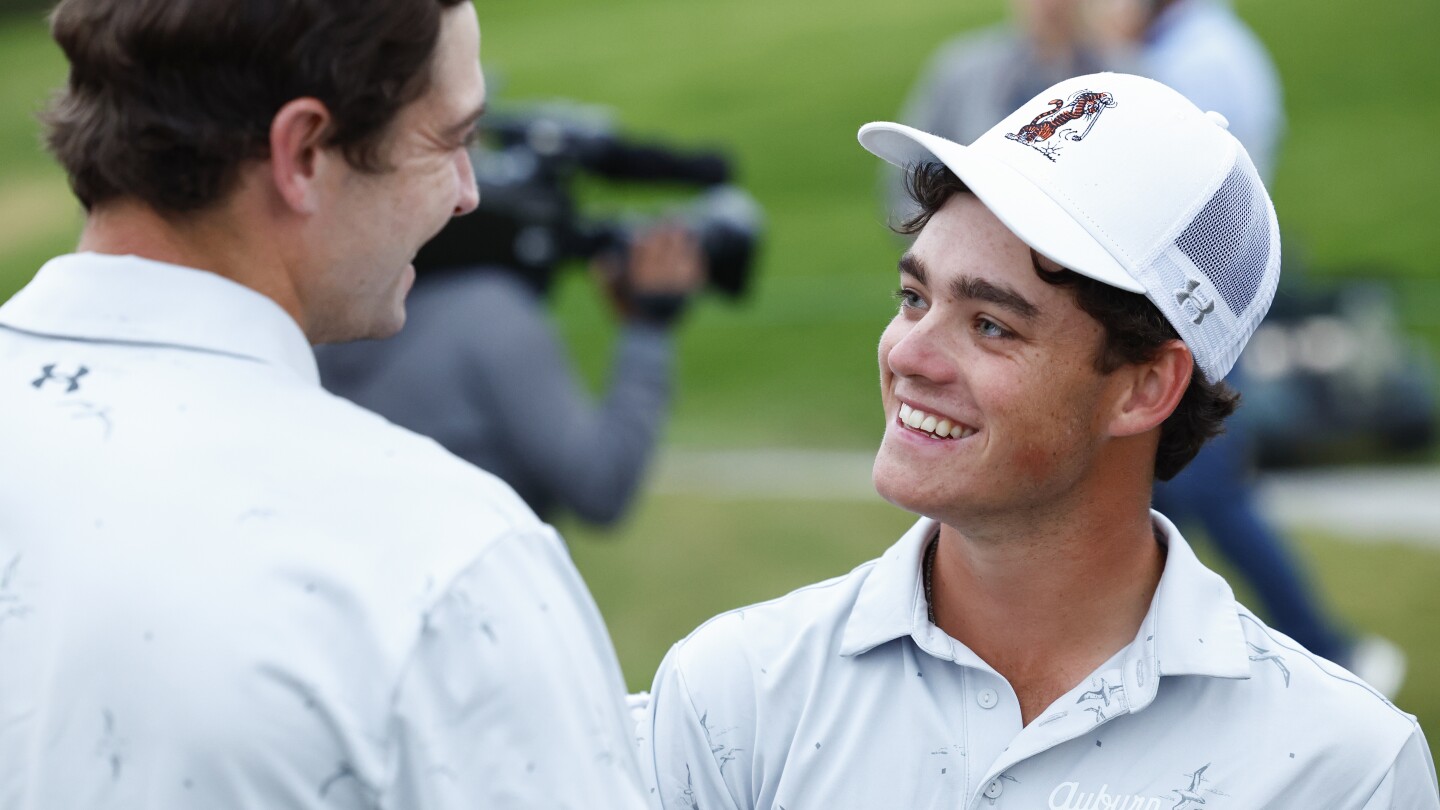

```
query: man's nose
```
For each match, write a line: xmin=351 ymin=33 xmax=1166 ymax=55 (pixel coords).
xmin=886 ymin=319 xmax=960 ymax=385
xmin=453 ymin=149 xmax=480 ymax=216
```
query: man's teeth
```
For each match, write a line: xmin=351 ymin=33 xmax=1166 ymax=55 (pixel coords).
xmin=897 ymin=402 xmax=973 ymax=439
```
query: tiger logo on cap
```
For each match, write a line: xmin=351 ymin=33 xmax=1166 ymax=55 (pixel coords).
xmin=1006 ymin=90 xmax=1116 ymax=162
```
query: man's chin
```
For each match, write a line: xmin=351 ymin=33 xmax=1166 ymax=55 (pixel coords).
xmin=871 ymin=454 xmax=915 ymax=513
xmin=369 ymin=305 xmax=407 ymax=341
xmin=367 ymin=317 xmax=405 ymax=342
xmin=873 ymin=450 xmax=961 ymax=520
xmin=312 ymin=306 xmax=406 ymax=345
xmin=366 ymin=272 xmax=414 ymax=340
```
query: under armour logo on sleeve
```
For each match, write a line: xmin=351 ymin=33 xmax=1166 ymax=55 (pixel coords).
xmin=31 ymin=363 xmax=89 ymax=393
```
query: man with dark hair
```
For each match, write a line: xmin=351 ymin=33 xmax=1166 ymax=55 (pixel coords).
xmin=0 ymin=1 xmax=647 ymax=807
xmin=640 ymin=73 xmax=1438 ymax=808
xmin=892 ymin=0 xmax=1407 ymax=697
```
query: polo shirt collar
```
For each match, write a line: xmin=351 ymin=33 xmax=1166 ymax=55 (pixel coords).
xmin=840 ymin=517 xmax=938 ymax=658
xmin=838 ymin=511 xmax=1253 ymax=698
xmin=0 ymin=253 xmax=319 ymax=385
xmin=1144 ymin=510 xmax=1252 ymax=679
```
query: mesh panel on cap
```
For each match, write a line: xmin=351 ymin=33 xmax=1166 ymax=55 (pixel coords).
xmin=1141 ymin=149 xmax=1279 ymax=382
xmin=1174 ymin=163 xmax=1271 ymax=317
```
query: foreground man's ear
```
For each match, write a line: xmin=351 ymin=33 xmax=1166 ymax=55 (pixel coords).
xmin=269 ymin=97 xmax=335 ymax=216
xmin=1108 ymin=339 xmax=1193 ymax=438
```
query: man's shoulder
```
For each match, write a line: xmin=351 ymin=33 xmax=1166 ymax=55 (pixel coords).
xmin=1231 ymin=605 xmax=1419 ymax=738
xmin=1149 ymin=602 xmax=1428 ymax=792
xmin=666 ymin=557 xmax=882 ymax=683
xmin=647 ymin=557 xmax=888 ymax=773
xmin=302 ymin=385 xmax=541 ymax=525
xmin=1170 ymin=605 xmax=1430 ymax=799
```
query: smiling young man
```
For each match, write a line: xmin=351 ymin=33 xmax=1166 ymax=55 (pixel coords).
xmin=0 ymin=1 xmax=647 ymax=807
xmin=640 ymin=73 xmax=1438 ymax=809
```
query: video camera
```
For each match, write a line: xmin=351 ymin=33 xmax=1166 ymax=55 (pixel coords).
xmin=414 ymin=101 xmax=763 ymax=299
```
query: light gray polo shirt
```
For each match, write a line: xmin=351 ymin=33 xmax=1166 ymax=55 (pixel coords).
xmin=642 ymin=514 xmax=1437 ymax=809
xmin=0 ymin=254 xmax=648 ymax=809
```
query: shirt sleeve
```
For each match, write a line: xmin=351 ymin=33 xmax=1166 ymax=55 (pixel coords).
xmin=386 ymin=528 xmax=648 ymax=810
xmin=465 ymin=292 xmax=676 ymax=525
xmin=641 ymin=646 xmax=748 ymax=810
xmin=1361 ymin=725 xmax=1440 ymax=809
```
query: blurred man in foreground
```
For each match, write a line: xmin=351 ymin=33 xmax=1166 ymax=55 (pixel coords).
xmin=641 ymin=73 xmax=1438 ymax=808
xmin=0 ymin=1 xmax=646 ymax=807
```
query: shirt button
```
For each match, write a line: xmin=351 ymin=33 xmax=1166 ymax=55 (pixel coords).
xmin=984 ymin=779 xmax=1004 ymax=799
xmin=977 ymin=688 xmax=998 ymax=709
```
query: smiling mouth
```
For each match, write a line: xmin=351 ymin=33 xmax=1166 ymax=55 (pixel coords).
xmin=897 ymin=402 xmax=975 ymax=440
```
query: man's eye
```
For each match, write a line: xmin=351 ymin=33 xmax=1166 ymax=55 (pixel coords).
xmin=893 ymin=288 xmax=927 ymax=311
xmin=976 ymin=317 xmax=1011 ymax=338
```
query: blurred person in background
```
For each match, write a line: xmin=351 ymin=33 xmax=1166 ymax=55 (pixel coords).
xmin=318 ymin=225 xmax=704 ymax=527
xmin=0 ymin=0 xmax=648 ymax=807
xmin=887 ymin=0 xmax=1406 ymax=696
xmin=641 ymin=73 xmax=1438 ymax=809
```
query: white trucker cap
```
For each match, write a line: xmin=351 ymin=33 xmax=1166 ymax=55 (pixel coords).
xmin=859 ymin=72 xmax=1280 ymax=382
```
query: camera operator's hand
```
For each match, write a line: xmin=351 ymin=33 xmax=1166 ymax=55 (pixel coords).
xmin=597 ymin=223 xmax=705 ymax=327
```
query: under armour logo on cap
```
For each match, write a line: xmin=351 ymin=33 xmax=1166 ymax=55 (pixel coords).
xmin=32 ymin=363 xmax=88 ymax=393
xmin=1174 ymin=280 xmax=1215 ymax=325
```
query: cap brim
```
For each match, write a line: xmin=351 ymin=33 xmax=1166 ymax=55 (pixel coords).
xmin=859 ymin=122 xmax=1145 ymax=294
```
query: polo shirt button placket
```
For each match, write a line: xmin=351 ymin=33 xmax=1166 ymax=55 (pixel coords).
xmin=976 ymin=688 xmax=998 ymax=709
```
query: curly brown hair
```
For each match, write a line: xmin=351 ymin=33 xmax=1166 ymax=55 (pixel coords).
xmin=897 ymin=161 xmax=1238 ymax=481
xmin=43 ymin=0 xmax=468 ymax=214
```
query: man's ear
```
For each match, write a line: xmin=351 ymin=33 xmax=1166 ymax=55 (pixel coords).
xmin=1108 ymin=339 xmax=1192 ymax=438
xmin=269 ymin=98 xmax=334 ymax=215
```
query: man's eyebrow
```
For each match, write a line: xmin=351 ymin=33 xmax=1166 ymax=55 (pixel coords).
xmin=445 ymin=101 xmax=488 ymax=140
xmin=899 ymin=252 xmax=1038 ymax=320
xmin=951 ymin=275 xmax=1040 ymax=320
xmin=898 ymin=252 xmax=926 ymax=283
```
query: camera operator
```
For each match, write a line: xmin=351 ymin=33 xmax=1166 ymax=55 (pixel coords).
xmin=318 ymin=225 xmax=705 ymax=525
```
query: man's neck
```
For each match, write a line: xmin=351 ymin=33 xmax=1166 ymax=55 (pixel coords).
xmin=76 ymin=195 xmax=307 ymax=334
xmin=928 ymin=486 xmax=1165 ymax=725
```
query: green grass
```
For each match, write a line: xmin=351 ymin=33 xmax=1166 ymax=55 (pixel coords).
xmin=1 ymin=0 xmax=1437 ymax=765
